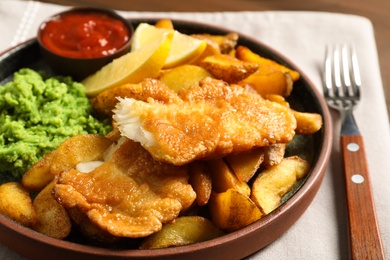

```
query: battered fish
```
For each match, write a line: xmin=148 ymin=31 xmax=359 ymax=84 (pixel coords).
xmin=53 ymin=138 xmax=196 ymax=238
xmin=113 ymin=77 xmax=297 ymax=166
xmin=91 ymin=79 xmax=181 ymax=116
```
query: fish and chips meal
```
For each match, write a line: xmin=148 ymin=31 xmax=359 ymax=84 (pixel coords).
xmin=0 ymin=19 xmax=323 ymax=249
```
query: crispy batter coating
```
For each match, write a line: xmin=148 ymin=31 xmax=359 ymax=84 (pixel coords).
xmin=53 ymin=138 xmax=196 ymax=238
xmin=113 ymin=77 xmax=297 ymax=165
xmin=91 ymin=79 xmax=181 ymax=116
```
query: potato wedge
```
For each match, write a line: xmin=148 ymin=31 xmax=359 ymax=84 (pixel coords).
xmin=32 ymin=181 xmax=71 ymax=239
xmin=265 ymin=94 xmax=322 ymax=135
xmin=208 ymin=158 xmax=250 ymax=197
xmin=158 ymin=64 xmax=212 ymax=92
xmin=293 ymin=110 xmax=323 ymax=135
xmin=251 ymin=156 xmax=310 ymax=214
xmin=264 ymin=94 xmax=323 ymax=135
xmin=236 ymin=45 xmax=300 ymax=81
xmin=191 ymin=36 xmax=221 ymax=63
xmin=265 ymin=94 xmax=290 ymax=108
xmin=0 ymin=182 xmax=36 ymax=227
xmin=224 ymin=148 xmax=264 ymax=182
xmin=50 ymin=134 xmax=113 ymax=175
xmin=140 ymin=216 xmax=224 ymax=249
xmin=66 ymin=207 xmax=122 ymax=244
xmin=209 ymin=189 xmax=262 ymax=232
xmin=239 ymin=70 xmax=293 ymax=98
xmin=199 ymin=54 xmax=258 ymax=83
xmin=22 ymin=150 xmax=56 ymax=191
xmin=188 ymin=161 xmax=212 ymax=206
xmin=192 ymin=32 xmax=238 ymax=55
xmin=155 ymin=19 xmax=174 ymax=30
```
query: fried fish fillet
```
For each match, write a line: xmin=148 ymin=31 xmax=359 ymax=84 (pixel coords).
xmin=113 ymin=77 xmax=297 ymax=166
xmin=53 ymin=138 xmax=196 ymax=238
xmin=91 ymin=79 xmax=181 ymax=116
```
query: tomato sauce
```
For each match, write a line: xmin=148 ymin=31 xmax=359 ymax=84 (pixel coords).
xmin=40 ymin=12 xmax=131 ymax=59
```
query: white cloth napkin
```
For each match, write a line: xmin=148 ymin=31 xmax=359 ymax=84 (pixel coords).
xmin=1 ymin=1 xmax=389 ymax=259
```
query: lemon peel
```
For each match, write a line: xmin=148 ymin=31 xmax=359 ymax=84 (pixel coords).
xmin=83 ymin=30 xmax=174 ymax=96
xmin=131 ymin=23 xmax=207 ymax=69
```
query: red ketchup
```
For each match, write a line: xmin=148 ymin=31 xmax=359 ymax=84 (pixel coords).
xmin=40 ymin=12 xmax=130 ymax=59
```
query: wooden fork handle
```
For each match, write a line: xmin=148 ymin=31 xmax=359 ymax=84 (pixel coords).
xmin=341 ymin=135 xmax=385 ymax=259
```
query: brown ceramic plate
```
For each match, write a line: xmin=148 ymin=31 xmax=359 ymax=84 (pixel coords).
xmin=0 ymin=18 xmax=332 ymax=260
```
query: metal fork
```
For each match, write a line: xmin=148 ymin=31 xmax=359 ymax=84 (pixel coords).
xmin=323 ymin=45 xmax=385 ymax=259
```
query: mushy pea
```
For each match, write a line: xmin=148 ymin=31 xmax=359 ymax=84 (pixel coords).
xmin=0 ymin=68 xmax=112 ymax=182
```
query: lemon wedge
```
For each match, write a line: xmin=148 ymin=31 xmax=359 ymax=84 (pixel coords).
xmin=131 ymin=23 xmax=207 ymax=69
xmin=82 ymin=30 xmax=174 ymax=96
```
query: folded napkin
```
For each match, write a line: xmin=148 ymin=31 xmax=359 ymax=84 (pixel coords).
xmin=1 ymin=1 xmax=389 ymax=259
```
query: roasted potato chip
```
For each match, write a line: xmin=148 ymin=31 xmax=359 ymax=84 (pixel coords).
xmin=239 ymin=70 xmax=293 ymax=97
xmin=32 ymin=181 xmax=71 ymax=239
xmin=192 ymin=32 xmax=238 ymax=55
xmin=251 ymin=156 xmax=310 ymax=214
xmin=216 ymin=32 xmax=239 ymax=54
xmin=140 ymin=216 xmax=224 ymax=249
xmin=224 ymin=148 xmax=264 ymax=182
xmin=67 ymin=207 xmax=122 ymax=244
xmin=293 ymin=110 xmax=323 ymax=135
xmin=264 ymin=94 xmax=323 ymax=135
xmin=50 ymin=134 xmax=113 ymax=175
xmin=265 ymin=94 xmax=290 ymax=107
xmin=191 ymin=36 xmax=221 ymax=63
xmin=236 ymin=45 xmax=300 ymax=81
xmin=199 ymin=54 xmax=258 ymax=83
xmin=209 ymin=189 xmax=262 ymax=232
xmin=158 ymin=64 xmax=212 ymax=92
xmin=208 ymin=158 xmax=250 ymax=197
xmin=22 ymin=150 xmax=56 ymax=191
xmin=188 ymin=161 xmax=212 ymax=206
xmin=0 ymin=182 xmax=36 ymax=227
xmin=155 ymin=19 xmax=174 ymax=30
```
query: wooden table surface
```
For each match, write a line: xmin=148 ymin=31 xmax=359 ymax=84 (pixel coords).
xmin=35 ymin=0 xmax=390 ymax=121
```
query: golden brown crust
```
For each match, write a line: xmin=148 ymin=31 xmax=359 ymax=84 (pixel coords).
xmin=53 ymin=138 xmax=196 ymax=238
xmin=114 ymin=77 xmax=297 ymax=165
xmin=91 ymin=79 xmax=181 ymax=116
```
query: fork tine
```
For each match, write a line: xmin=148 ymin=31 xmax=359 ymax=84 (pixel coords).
xmin=324 ymin=44 xmax=361 ymax=106
xmin=341 ymin=45 xmax=352 ymax=91
xmin=333 ymin=45 xmax=343 ymax=97
xmin=323 ymin=45 xmax=333 ymax=96
xmin=350 ymin=45 xmax=361 ymax=100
